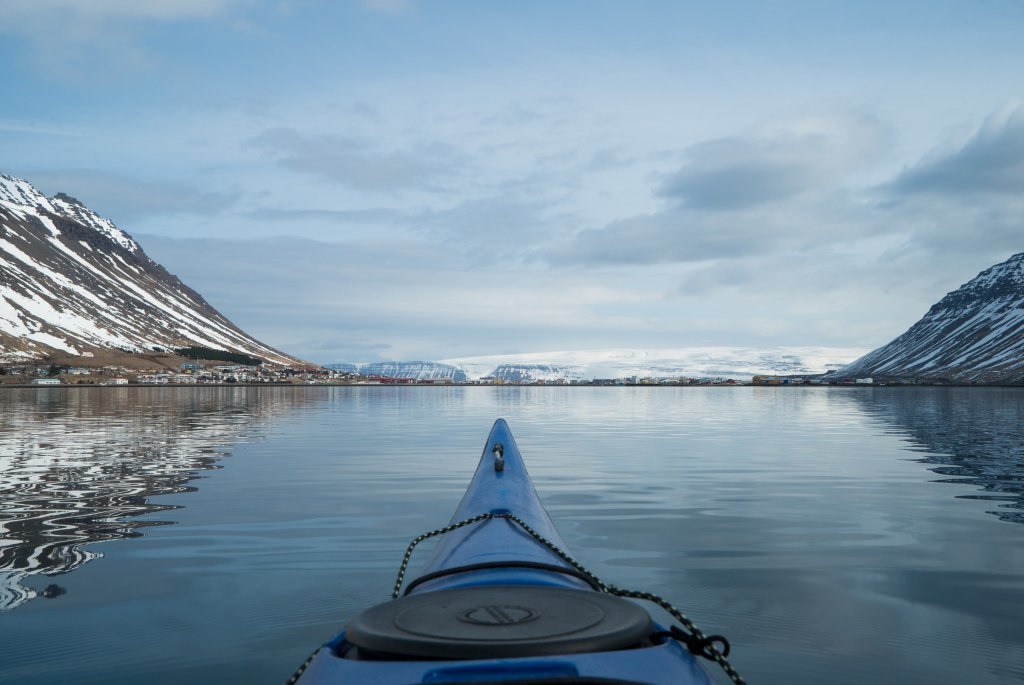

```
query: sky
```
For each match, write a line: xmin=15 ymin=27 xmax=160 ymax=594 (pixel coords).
xmin=2 ymin=0 xmax=1023 ymax=364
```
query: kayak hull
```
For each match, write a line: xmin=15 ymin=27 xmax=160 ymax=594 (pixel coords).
xmin=300 ymin=639 xmax=715 ymax=685
xmin=291 ymin=419 xmax=718 ymax=685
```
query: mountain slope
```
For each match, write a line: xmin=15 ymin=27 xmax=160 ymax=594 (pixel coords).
xmin=0 ymin=173 xmax=302 ymax=365
xmin=839 ymin=252 xmax=1024 ymax=384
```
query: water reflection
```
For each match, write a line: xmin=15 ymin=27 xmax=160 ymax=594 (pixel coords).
xmin=0 ymin=387 xmax=322 ymax=611
xmin=851 ymin=388 xmax=1024 ymax=523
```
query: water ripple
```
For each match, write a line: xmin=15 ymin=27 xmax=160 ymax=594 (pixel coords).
xmin=0 ymin=387 xmax=326 ymax=610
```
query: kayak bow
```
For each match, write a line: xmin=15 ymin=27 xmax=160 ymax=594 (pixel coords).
xmin=289 ymin=419 xmax=729 ymax=685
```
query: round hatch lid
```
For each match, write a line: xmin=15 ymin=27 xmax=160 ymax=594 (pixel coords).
xmin=346 ymin=585 xmax=653 ymax=660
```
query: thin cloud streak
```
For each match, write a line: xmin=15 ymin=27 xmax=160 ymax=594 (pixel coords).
xmin=2 ymin=0 xmax=242 ymax=20
xmin=251 ymin=207 xmax=406 ymax=223
xmin=249 ymin=127 xmax=469 ymax=193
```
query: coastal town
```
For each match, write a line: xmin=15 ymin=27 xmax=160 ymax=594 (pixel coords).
xmin=0 ymin=361 xmax=919 ymax=387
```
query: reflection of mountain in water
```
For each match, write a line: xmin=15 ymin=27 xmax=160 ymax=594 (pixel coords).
xmin=0 ymin=387 xmax=318 ymax=611
xmin=853 ymin=388 xmax=1024 ymax=524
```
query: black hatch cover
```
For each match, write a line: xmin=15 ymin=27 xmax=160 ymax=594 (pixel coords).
xmin=346 ymin=585 xmax=654 ymax=660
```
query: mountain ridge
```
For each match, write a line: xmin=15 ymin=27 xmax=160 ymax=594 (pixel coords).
xmin=328 ymin=347 xmax=868 ymax=382
xmin=838 ymin=252 xmax=1024 ymax=384
xmin=0 ymin=173 xmax=305 ymax=366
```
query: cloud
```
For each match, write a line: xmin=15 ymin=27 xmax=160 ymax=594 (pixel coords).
xmin=27 ymin=170 xmax=239 ymax=224
xmin=249 ymin=127 xmax=468 ymax=192
xmin=0 ymin=120 xmax=88 ymax=137
xmin=658 ymin=138 xmax=819 ymax=209
xmin=355 ymin=0 xmax=414 ymax=15
xmin=885 ymin=101 xmax=1024 ymax=198
xmin=545 ymin=188 xmax=885 ymax=267
xmin=542 ymin=112 xmax=905 ymax=268
xmin=253 ymin=207 xmax=405 ymax=223
xmin=0 ymin=1 xmax=245 ymax=80
xmin=3 ymin=0 xmax=241 ymax=20
xmin=658 ymin=113 xmax=887 ymax=210
xmin=412 ymin=195 xmax=562 ymax=258
xmin=545 ymin=210 xmax=767 ymax=266
xmin=867 ymin=102 xmax=1024 ymax=269
xmin=587 ymin=148 xmax=634 ymax=172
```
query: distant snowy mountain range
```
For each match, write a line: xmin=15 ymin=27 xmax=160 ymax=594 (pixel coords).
xmin=0 ymin=173 xmax=302 ymax=365
xmin=331 ymin=253 xmax=1024 ymax=385
xmin=329 ymin=347 xmax=868 ymax=383
xmin=838 ymin=251 xmax=1024 ymax=384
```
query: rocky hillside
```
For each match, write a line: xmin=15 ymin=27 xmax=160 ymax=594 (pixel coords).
xmin=839 ymin=252 xmax=1024 ymax=384
xmin=0 ymin=173 xmax=303 ymax=365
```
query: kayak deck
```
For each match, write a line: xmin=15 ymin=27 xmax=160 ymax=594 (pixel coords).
xmin=407 ymin=419 xmax=594 ymax=595
xmin=290 ymin=419 xmax=719 ymax=685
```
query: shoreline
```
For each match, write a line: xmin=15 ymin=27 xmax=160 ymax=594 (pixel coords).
xmin=2 ymin=381 xmax=1020 ymax=389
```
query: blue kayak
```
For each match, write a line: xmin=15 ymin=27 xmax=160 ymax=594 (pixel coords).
xmin=289 ymin=419 xmax=737 ymax=685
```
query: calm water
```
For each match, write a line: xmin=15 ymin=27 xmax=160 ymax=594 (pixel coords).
xmin=1 ymin=386 xmax=1023 ymax=684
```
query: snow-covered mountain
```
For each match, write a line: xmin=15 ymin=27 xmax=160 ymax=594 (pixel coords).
xmin=0 ymin=173 xmax=302 ymax=365
xmin=838 ymin=252 xmax=1024 ymax=384
xmin=354 ymin=361 xmax=468 ymax=381
xmin=488 ymin=364 xmax=581 ymax=383
xmin=444 ymin=347 xmax=865 ymax=381
xmin=324 ymin=361 xmax=467 ymax=381
xmin=329 ymin=347 xmax=864 ymax=382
